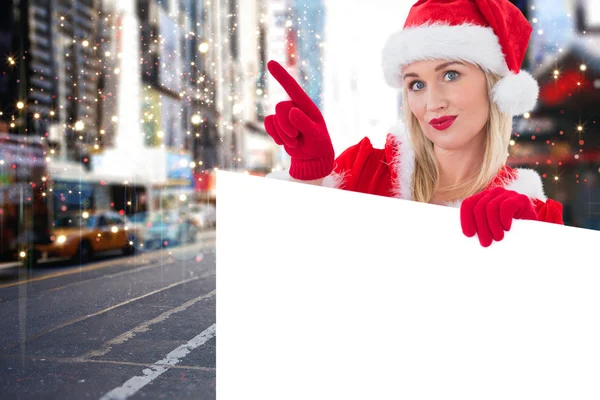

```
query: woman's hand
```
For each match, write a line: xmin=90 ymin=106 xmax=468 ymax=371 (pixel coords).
xmin=460 ymin=187 xmax=538 ymax=247
xmin=264 ymin=60 xmax=335 ymax=181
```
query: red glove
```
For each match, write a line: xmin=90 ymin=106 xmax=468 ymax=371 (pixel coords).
xmin=264 ymin=60 xmax=335 ymax=181
xmin=460 ymin=187 xmax=538 ymax=247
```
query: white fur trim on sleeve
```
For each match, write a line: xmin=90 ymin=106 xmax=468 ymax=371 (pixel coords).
xmin=444 ymin=199 xmax=464 ymax=209
xmin=321 ymin=171 xmax=346 ymax=189
xmin=504 ymin=168 xmax=547 ymax=201
xmin=265 ymin=170 xmax=294 ymax=181
xmin=387 ymin=120 xmax=416 ymax=200
xmin=265 ymin=169 xmax=345 ymax=189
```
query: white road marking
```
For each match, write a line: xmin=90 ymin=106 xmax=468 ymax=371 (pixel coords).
xmin=14 ymin=277 xmax=200 ymax=347
xmin=81 ymin=288 xmax=215 ymax=359
xmin=0 ymin=354 xmax=215 ymax=371
xmin=46 ymin=261 xmax=166 ymax=294
xmin=99 ymin=323 xmax=216 ymax=400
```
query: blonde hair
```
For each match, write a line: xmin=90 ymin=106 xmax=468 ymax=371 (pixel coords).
xmin=402 ymin=70 xmax=514 ymax=203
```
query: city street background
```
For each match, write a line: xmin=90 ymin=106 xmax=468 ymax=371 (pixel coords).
xmin=1 ymin=0 xmax=599 ymax=398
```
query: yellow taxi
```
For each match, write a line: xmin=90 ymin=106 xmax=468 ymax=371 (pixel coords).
xmin=35 ymin=210 xmax=138 ymax=264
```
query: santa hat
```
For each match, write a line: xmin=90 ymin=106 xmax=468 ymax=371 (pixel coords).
xmin=382 ymin=0 xmax=539 ymax=116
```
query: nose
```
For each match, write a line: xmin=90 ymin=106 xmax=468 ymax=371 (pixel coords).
xmin=426 ymin=83 xmax=448 ymax=112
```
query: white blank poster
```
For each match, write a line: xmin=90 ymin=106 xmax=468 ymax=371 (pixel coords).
xmin=217 ymin=170 xmax=600 ymax=400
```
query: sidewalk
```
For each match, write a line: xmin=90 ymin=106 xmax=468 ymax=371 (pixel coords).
xmin=0 ymin=229 xmax=216 ymax=270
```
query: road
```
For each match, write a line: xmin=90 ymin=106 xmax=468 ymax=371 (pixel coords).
xmin=0 ymin=230 xmax=216 ymax=400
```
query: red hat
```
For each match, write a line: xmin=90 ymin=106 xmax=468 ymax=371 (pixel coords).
xmin=382 ymin=0 xmax=539 ymax=116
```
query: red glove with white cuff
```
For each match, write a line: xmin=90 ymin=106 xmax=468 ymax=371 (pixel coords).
xmin=264 ymin=60 xmax=335 ymax=181
xmin=460 ymin=186 xmax=538 ymax=247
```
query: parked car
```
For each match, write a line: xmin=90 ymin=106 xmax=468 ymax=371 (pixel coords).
xmin=127 ymin=211 xmax=149 ymax=229
xmin=142 ymin=211 xmax=179 ymax=250
xmin=188 ymin=203 xmax=216 ymax=230
xmin=176 ymin=209 xmax=200 ymax=244
xmin=34 ymin=210 xmax=139 ymax=264
xmin=123 ymin=208 xmax=200 ymax=251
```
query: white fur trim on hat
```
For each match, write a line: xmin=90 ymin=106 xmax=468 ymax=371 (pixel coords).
xmin=381 ymin=22 xmax=539 ymax=116
xmin=382 ymin=23 xmax=509 ymax=88
xmin=492 ymin=70 xmax=540 ymax=116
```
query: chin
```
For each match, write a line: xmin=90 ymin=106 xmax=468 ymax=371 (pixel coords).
xmin=425 ymin=128 xmax=463 ymax=150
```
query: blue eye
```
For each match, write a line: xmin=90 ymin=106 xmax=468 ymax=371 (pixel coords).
xmin=410 ymin=81 xmax=425 ymax=91
xmin=444 ymin=71 xmax=459 ymax=81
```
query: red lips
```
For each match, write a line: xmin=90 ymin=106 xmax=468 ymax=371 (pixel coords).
xmin=429 ymin=115 xmax=457 ymax=131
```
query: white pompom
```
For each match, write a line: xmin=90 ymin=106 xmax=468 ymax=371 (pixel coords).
xmin=491 ymin=70 xmax=540 ymax=116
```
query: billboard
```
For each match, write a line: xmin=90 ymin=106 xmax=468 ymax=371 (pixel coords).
xmin=141 ymin=87 xmax=162 ymax=147
xmin=166 ymin=151 xmax=193 ymax=186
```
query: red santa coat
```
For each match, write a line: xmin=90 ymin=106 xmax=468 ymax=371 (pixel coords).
xmin=271 ymin=122 xmax=564 ymax=224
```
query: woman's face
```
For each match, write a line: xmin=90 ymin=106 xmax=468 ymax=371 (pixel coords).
xmin=402 ymin=59 xmax=490 ymax=152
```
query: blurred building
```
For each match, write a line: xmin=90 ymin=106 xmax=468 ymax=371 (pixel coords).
xmin=1 ymin=0 xmax=58 ymax=138
xmin=262 ymin=0 xmax=328 ymax=171
xmin=292 ymin=0 xmax=325 ymax=109
xmin=51 ymin=0 xmax=107 ymax=166
xmin=61 ymin=0 xmax=151 ymax=218
xmin=0 ymin=0 xmax=353 ymax=258
xmin=125 ymin=0 xmax=196 ymax=212
xmin=0 ymin=0 xmax=61 ymax=258
xmin=0 ymin=0 xmax=111 ymax=223
xmin=0 ymin=0 xmax=108 ymax=159
xmin=263 ymin=0 xmax=293 ymax=170
xmin=236 ymin=0 xmax=281 ymax=176
xmin=184 ymin=0 xmax=219 ymax=198
xmin=509 ymin=0 xmax=600 ymax=230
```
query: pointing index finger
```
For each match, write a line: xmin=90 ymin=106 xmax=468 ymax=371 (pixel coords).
xmin=267 ymin=60 xmax=320 ymax=121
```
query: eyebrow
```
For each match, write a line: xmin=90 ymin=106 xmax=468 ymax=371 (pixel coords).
xmin=402 ymin=61 xmax=466 ymax=80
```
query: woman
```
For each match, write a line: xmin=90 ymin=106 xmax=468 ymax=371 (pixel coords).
xmin=264 ymin=0 xmax=564 ymax=247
